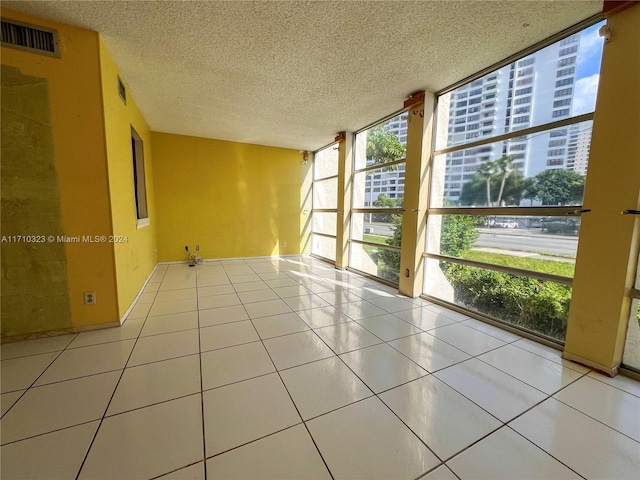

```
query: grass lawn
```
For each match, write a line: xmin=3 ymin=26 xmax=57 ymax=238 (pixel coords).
xmin=363 ymin=234 xmax=390 ymax=245
xmin=464 ymin=250 xmax=575 ymax=277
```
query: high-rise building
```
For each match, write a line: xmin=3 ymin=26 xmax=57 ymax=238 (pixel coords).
xmin=440 ymin=32 xmax=591 ymax=203
xmin=566 ymin=121 xmax=593 ymax=175
xmin=363 ymin=33 xmax=593 ymax=206
xmin=363 ymin=112 xmax=408 ymax=206
xmin=366 ymin=34 xmax=592 ymax=205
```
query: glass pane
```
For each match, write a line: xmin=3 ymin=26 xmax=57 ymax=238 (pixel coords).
xmin=354 ymin=113 xmax=408 ymax=170
xmin=425 ymin=214 xmax=578 ymax=277
xmin=352 ymin=165 xmax=405 ymax=209
xmin=314 ymin=144 xmax=338 ymax=180
xmin=622 ymin=248 xmax=640 ymax=370
xmin=435 ymin=23 xmax=604 ymax=151
xmin=350 ymin=242 xmax=400 ymax=284
xmin=431 ymin=121 xmax=592 ymax=207
xmin=312 ymin=212 xmax=337 ymax=236
xmin=311 ymin=234 xmax=336 ymax=262
xmin=623 ymin=299 xmax=640 ymax=370
xmin=423 ymin=258 xmax=570 ymax=341
xmin=351 ymin=212 xmax=402 ymax=247
xmin=313 ymin=178 xmax=337 ymax=209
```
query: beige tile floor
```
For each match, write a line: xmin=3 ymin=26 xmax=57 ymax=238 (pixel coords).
xmin=1 ymin=256 xmax=639 ymax=479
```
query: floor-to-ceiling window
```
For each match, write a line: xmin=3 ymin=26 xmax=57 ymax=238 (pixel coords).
xmin=623 ymin=247 xmax=640 ymax=371
xmin=311 ymin=143 xmax=339 ymax=262
xmin=422 ymin=22 xmax=605 ymax=342
xmin=349 ymin=113 xmax=408 ymax=284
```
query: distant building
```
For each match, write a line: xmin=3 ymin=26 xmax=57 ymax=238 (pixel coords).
xmin=441 ymin=33 xmax=592 ymax=203
xmin=363 ymin=112 xmax=408 ymax=206
xmin=365 ymin=33 xmax=592 ymax=206
xmin=566 ymin=121 xmax=593 ymax=175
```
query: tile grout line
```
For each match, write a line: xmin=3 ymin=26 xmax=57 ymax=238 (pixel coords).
xmin=2 ymin=267 xmax=169 ymax=443
xmin=213 ymin=257 xmax=602 ymax=474
xmin=314 ymin=334 xmax=447 ymax=474
xmin=415 ymin=464 xmax=462 ymax=480
xmin=410 ymin=372 xmax=590 ymax=476
xmin=276 ymin=297 xmax=453 ymax=475
xmin=504 ymin=425 xmax=588 ymax=479
xmin=73 ymin=265 xmax=176 ymax=477
xmin=0 ymin=418 xmax=103 ymax=448
xmin=203 ymin=421 xmax=306 ymax=461
xmin=5 ymin=257 xmax=638 ymax=477
xmin=0 ymin=337 xmax=75 ymax=421
xmin=546 ymin=390 xmax=640 ymax=444
xmin=583 ymin=372 xmax=640 ymax=399
xmin=195 ymin=267 xmax=209 ymax=480
xmin=73 ymin=285 xmax=162 ymax=480
xmin=250 ymin=258 xmax=639 ymax=450
xmin=507 ymin=338 xmax=592 ymax=374
xmin=237 ymin=266 xmax=337 ymax=480
xmin=149 ymin=460 xmax=203 ymax=480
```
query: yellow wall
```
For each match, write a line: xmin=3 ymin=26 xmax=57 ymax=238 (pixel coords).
xmin=152 ymin=133 xmax=306 ymax=261
xmin=1 ymin=8 xmax=119 ymax=333
xmin=98 ymin=40 xmax=158 ymax=319
xmin=565 ymin=4 xmax=640 ymax=373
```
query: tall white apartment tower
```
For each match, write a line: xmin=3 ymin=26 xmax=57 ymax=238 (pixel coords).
xmin=363 ymin=112 xmax=408 ymax=206
xmin=439 ymin=33 xmax=588 ymax=203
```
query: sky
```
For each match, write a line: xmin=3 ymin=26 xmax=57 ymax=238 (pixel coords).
xmin=572 ymin=20 xmax=606 ymax=116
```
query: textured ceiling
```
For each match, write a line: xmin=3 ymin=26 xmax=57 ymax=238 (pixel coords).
xmin=3 ymin=1 xmax=602 ymax=151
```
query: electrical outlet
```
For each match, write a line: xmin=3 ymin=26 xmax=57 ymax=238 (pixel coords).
xmin=84 ymin=291 xmax=96 ymax=305
xmin=196 ymin=244 xmax=200 ymax=251
xmin=283 ymin=241 xmax=287 ymax=247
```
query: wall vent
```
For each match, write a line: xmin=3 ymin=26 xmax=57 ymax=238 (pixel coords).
xmin=118 ymin=76 xmax=127 ymax=104
xmin=1 ymin=19 xmax=59 ymax=57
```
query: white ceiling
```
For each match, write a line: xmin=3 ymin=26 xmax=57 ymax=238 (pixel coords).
xmin=3 ymin=1 xmax=602 ymax=151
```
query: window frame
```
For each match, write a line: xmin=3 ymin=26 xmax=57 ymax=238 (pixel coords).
xmin=423 ymin=16 xmax=604 ymax=343
xmin=310 ymin=142 xmax=340 ymax=262
xmin=131 ymin=126 xmax=149 ymax=228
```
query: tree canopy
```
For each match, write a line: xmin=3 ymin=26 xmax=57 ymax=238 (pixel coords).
xmin=460 ymin=171 xmax=525 ymax=206
xmin=526 ymin=169 xmax=585 ymax=205
xmin=366 ymin=127 xmax=406 ymax=166
xmin=459 ymin=166 xmax=584 ymax=207
xmin=372 ymin=194 xmax=402 ymax=208
xmin=372 ymin=194 xmax=403 ymax=223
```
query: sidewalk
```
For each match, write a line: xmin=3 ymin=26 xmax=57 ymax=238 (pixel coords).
xmin=478 ymin=227 xmax=579 ymax=241
xmin=471 ymin=247 xmax=575 ymax=263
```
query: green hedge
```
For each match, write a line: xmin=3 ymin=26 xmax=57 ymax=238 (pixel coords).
xmin=443 ymin=262 xmax=570 ymax=340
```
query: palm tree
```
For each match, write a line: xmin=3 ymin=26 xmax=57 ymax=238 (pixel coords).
xmin=476 ymin=160 xmax=497 ymax=207
xmin=495 ymin=155 xmax=515 ymax=206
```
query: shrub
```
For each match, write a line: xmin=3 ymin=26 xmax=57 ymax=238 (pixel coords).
xmin=443 ymin=262 xmax=570 ymax=340
xmin=377 ymin=215 xmax=402 ymax=283
xmin=440 ymin=215 xmax=480 ymax=257
xmin=437 ymin=212 xmax=570 ymax=340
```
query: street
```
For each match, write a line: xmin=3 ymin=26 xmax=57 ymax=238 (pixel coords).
xmin=364 ymin=221 xmax=578 ymax=258
xmin=475 ymin=228 xmax=578 ymax=256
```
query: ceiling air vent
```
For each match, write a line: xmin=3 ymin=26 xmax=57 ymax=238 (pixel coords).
xmin=1 ymin=19 xmax=60 ymax=57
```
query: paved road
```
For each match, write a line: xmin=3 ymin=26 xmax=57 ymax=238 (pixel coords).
xmin=475 ymin=228 xmax=578 ymax=256
xmin=363 ymin=223 xmax=578 ymax=257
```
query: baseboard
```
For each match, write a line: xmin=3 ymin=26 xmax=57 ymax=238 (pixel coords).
xmin=562 ymin=351 xmax=620 ymax=377
xmin=156 ymin=254 xmax=306 ymax=265
xmin=119 ymin=263 xmax=163 ymax=324
xmin=0 ymin=320 xmax=122 ymax=344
